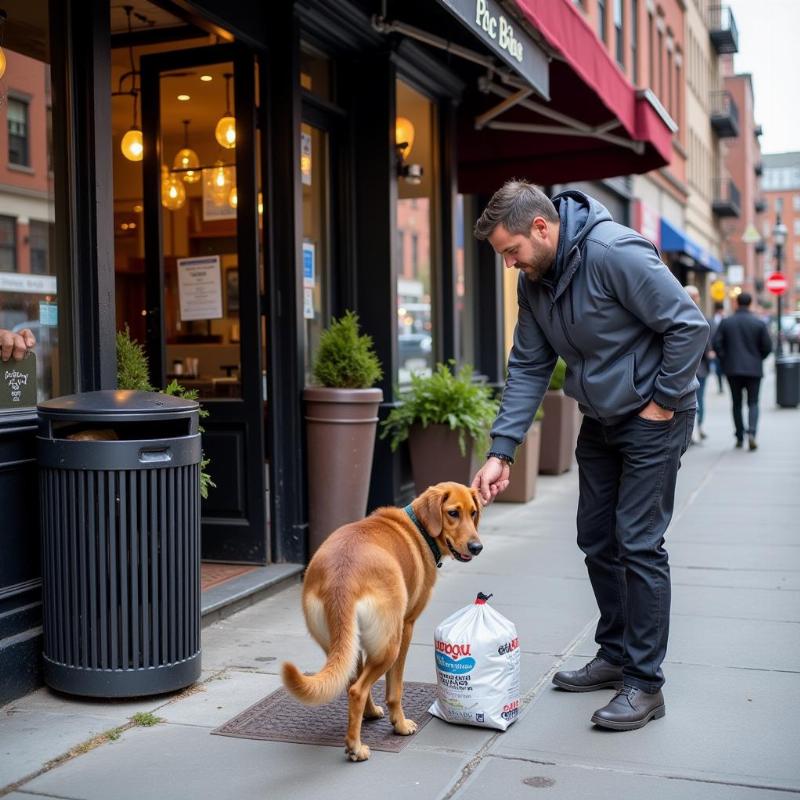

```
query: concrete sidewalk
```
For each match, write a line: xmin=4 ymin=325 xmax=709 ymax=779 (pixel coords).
xmin=2 ymin=366 xmax=799 ymax=799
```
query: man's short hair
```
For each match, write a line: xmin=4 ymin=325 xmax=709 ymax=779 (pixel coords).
xmin=737 ymin=292 xmax=753 ymax=307
xmin=474 ymin=180 xmax=558 ymax=241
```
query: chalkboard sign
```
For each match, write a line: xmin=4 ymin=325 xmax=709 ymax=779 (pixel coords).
xmin=0 ymin=352 xmax=37 ymax=409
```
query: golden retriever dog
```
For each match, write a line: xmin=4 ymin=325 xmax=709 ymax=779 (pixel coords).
xmin=281 ymin=482 xmax=483 ymax=762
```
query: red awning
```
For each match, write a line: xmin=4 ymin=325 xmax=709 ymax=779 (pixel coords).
xmin=457 ymin=0 xmax=675 ymax=193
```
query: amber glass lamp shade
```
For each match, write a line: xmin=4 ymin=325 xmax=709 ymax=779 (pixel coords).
xmin=121 ymin=128 xmax=144 ymax=162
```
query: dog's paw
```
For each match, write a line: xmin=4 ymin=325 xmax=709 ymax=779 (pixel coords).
xmin=344 ymin=743 xmax=371 ymax=762
xmin=363 ymin=705 xmax=385 ymax=720
xmin=393 ymin=718 xmax=418 ymax=736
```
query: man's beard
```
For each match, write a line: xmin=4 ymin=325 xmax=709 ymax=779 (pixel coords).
xmin=517 ymin=254 xmax=552 ymax=283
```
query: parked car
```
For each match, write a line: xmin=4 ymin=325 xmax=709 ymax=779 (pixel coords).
xmin=398 ymin=333 xmax=432 ymax=372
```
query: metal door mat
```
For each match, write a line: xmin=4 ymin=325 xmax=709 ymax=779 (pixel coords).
xmin=212 ymin=680 xmax=437 ymax=753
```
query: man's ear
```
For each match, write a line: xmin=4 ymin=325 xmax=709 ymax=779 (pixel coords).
xmin=419 ymin=486 xmax=449 ymax=538
xmin=470 ymin=488 xmax=482 ymax=528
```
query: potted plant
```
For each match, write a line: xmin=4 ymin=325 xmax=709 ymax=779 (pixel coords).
xmin=304 ymin=311 xmax=383 ymax=554
xmin=539 ymin=357 xmax=580 ymax=475
xmin=381 ymin=362 xmax=498 ymax=494
xmin=496 ymin=404 xmax=544 ymax=503
xmin=116 ymin=327 xmax=215 ymax=499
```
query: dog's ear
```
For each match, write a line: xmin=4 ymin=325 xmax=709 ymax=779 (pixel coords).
xmin=470 ymin=487 xmax=482 ymax=528
xmin=419 ymin=486 xmax=449 ymax=538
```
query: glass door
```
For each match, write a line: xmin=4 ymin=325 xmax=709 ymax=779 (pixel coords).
xmin=139 ymin=44 xmax=267 ymax=563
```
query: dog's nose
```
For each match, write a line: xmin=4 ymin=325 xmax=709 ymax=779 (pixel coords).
xmin=468 ymin=541 xmax=483 ymax=556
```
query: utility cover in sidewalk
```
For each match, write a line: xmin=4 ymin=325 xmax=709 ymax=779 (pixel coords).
xmin=212 ymin=681 xmax=436 ymax=753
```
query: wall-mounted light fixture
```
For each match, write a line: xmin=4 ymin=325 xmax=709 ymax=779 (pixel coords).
xmin=395 ymin=116 xmax=423 ymax=185
xmin=0 ymin=9 xmax=8 ymax=82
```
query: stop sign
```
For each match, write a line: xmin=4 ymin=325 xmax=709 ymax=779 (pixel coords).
xmin=766 ymin=272 xmax=787 ymax=295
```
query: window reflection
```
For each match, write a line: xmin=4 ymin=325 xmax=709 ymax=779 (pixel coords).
xmin=396 ymin=80 xmax=436 ymax=384
xmin=0 ymin=1 xmax=59 ymax=406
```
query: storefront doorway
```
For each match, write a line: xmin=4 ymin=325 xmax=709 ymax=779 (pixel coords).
xmin=111 ymin=16 xmax=268 ymax=567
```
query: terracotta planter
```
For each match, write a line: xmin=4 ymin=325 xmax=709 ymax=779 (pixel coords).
xmin=497 ymin=421 xmax=541 ymax=503
xmin=304 ymin=386 xmax=383 ymax=555
xmin=407 ymin=423 xmax=478 ymax=496
xmin=539 ymin=390 xmax=579 ymax=475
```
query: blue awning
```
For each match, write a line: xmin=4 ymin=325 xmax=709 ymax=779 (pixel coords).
xmin=660 ymin=219 xmax=723 ymax=273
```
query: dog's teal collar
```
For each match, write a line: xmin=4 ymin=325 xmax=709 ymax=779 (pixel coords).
xmin=404 ymin=504 xmax=442 ymax=568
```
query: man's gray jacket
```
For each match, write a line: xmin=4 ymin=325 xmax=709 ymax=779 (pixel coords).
xmin=490 ymin=190 xmax=710 ymax=461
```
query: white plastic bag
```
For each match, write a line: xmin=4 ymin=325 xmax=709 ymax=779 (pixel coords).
xmin=428 ymin=592 xmax=520 ymax=730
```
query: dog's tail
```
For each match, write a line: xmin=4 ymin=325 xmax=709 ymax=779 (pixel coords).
xmin=281 ymin=606 xmax=359 ymax=706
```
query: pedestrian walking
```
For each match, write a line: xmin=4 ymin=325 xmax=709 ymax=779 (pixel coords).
xmin=684 ymin=285 xmax=711 ymax=442
xmin=470 ymin=181 xmax=708 ymax=731
xmin=712 ymin=292 xmax=772 ymax=450
xmin=710 ymin=302 xmax=725 ymax=393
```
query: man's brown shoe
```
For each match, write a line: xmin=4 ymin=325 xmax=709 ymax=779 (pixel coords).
xmin=591 ymin=685 xmax=665 ymax=730
xmin=552 ymin=656 xmax=624 ymax=692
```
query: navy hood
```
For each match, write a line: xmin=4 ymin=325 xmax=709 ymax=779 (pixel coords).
xmin=550 ymin=190 xmax=613 ymax=290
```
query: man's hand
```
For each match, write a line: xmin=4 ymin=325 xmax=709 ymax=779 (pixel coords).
xmin=638 ymin=400 xmax=674 ymax=422
xmin=0 ymin=328 xmax=35 ymax=362
xmin=471 ymin=457 xmax=511 ymax=506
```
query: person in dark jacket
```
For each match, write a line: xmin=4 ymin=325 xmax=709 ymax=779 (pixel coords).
xmin=712 ymin=292 xmax=772 ymax=450
xmin=471 ymin=181 xmax=708 ymax=732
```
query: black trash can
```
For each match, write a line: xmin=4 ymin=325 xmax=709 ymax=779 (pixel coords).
xmin=37 ymin=390 xmax=202 ymax=698
xmin=776 ymin=356 xmax=800 ymax=409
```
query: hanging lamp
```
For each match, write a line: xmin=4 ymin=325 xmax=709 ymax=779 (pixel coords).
xmin=173 ymin=119 xmax=201 ymax=183
xmin=119 ymin=6 xmax=143 ymax=162
xmin=215 ymin=72 xmax=236 ymax=149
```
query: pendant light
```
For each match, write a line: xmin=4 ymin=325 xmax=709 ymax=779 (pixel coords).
xmin=206 ymin=160 xmax=232 ymax=207
xmin=173 ymin=119 xmax=201 ymax=183
xmin=161 ymin=165 xmax=186 ymax=210
xmin=121 ymin=92 xmax=144 ymax=162
xmin=215 ymin=72 xmax=236 ymax=149
xmin=119 ymin=6 xmax=143 ymax=162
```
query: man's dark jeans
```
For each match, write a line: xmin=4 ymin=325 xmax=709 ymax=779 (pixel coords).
xmin=726 ymin=375 xmax=762 ymax=441
xmin=575 ymin=410 xmax=694 ymax=693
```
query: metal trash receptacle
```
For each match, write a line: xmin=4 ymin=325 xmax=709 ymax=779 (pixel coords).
xmin=776 ymin=356 xmax=800 ymax=409
xmin=37 ymin=390 xmax=202 ymax=698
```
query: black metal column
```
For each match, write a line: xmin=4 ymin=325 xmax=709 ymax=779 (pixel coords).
xmin=264 ymin=5 xmax=308 ymax=563
xmin=49 ymin=0 xmax=116 ymax=391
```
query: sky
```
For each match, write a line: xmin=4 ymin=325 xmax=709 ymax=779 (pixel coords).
xmin=726 ymin=0 xmax=800 ymax=156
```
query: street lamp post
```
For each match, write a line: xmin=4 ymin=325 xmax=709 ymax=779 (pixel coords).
xmin=773 ymin=202 xmax=787 ymax=354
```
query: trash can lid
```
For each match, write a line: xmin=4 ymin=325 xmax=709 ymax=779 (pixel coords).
xmin=38 ymin=390 xmax=198 ymax=417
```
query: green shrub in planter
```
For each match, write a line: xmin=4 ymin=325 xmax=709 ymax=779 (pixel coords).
xmin=116 ymin=327 xmax=215 ymax=499
xmin=381 ymin=361 xmax=498 ymax=457
xmin=312 ymin=311 xmax=383 ymax=389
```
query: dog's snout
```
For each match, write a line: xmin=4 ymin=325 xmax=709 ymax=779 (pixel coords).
xmin=468 ymin=540 xmax=483 ymax=556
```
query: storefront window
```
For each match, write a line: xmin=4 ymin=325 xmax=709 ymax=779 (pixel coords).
xmin=0 ymin=1 xmax=60 ymax=407
xmin=396 ymin=80 xmax=436 ymax=384
xmin=301 ymin=122 xmax=331 ymax=384
xmin=454 ymin=194 xmax=476 ymax=368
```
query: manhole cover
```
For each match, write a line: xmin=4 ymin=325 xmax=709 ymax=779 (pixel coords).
xmin=212 ymin=680 xmax=437 ymax=753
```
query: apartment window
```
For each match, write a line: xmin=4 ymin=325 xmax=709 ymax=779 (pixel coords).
xmin=648 ymin=11 xmax=655 ymax=88
xmin=0 ymin=217 xmax=16 ymax=271
xmin=598 ymin=0 xmax=607 ymax=41
xmin=675 ymin=60 xmax=682 ymax=129
xmin=794 ymin=220 xmax=800 ymax=236
xmin=793 ymin=194 xmax=800 ymax=211
xmin=667 ymin=48 xmax=673 ymax=114
xmin=615 ymin=0 xmax=625 ymax=67
xmin=794 ymin=244 xmax=800 ymax=263
xmin=657 ymin=28 xmax=664 ymax=100
xmin=631 ymin=0 xmax=639 ymax=83
xmin=7 ymin=98 xmax=30 ymax=167
xmin=29 ymin=220 xmax=53 ymax=275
